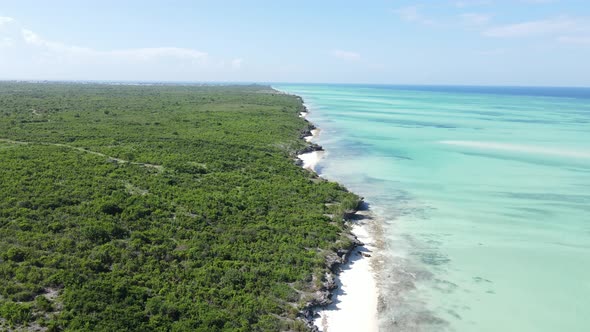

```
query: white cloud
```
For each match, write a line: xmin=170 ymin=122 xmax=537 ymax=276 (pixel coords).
xmin=455 ymin=0 xmax=549 ymax=6
xmin=0 ymin=18 xmax=245 ymax=80
xmin=394 ymin=5 xmax=435 ymax=26
xmin=22 ymin=29 xmax=49 ymax=45
xmin=21 ymin=29 xmax=207 ymax=61
xmin=558 ymin=36 xmax=590 ymax=45
xmin=109 ymin=47 xmax=207 ymax=61
xmin=475 ymin=48 xmax=507 ymax=56
xmin=454 ymin=1 xmax=493 ymax=8
xmin=519 ymin=0 xmax=554 ymax=3
xmin=0 ymin=37 xmax=13 ymax=47
xmin=0 ymin=16 xmax=14 ymax=25
xmin=460 ymin=13 xmax=492 ymax=25
xmin=331 ymin=50 xmax=361 ymax=61
xmin=231 ymin=58 xmax=243 ymax=69
xmin=22 ymin=29 xmax=94 ymax=55
xmin=483 ymin=17 xmax=590 ymax=38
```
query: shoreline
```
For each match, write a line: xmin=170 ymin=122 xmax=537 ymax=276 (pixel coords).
xmin=297 ymin=127 xmax=323 ymax=171
xmin=313 ymin=216 xmax=379 ymax=332
xmin=296 ymin=103 xmax=379 ymax=332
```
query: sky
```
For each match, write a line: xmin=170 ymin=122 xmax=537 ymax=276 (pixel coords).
xmin=1 ymin=0 xmax=590 ymax=86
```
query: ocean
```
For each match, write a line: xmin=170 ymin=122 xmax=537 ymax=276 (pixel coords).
xmin=274 ymin=84 xmax=590 ymax=332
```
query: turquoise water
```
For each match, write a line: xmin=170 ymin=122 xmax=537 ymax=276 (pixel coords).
xmin=275 ymin=84 xmax=590 ymax=332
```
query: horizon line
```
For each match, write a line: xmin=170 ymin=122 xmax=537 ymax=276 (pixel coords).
xmin=0 ymin=79 xmax=589 ymax=89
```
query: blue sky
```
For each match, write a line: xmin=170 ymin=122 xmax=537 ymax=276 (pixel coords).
xmin=1 ymin=0 xmax=590 ymax=86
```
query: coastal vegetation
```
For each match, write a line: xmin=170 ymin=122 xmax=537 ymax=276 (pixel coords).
xmin=0 ymin=82 xmax=360 ymax=331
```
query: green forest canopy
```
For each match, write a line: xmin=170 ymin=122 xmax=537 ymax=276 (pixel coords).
xmin=0 ymin=82 xmax=359 ymax=331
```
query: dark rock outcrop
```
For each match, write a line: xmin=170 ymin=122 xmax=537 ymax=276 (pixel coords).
xmin=298 ymin=143 xmax=323 ymax=155
xmin=299 ymin=123 xmax=316 ymax=139
xmin=298 ymin=230 xmax=365 ymax=330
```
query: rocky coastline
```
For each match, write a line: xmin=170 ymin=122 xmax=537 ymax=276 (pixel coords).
xmin=298 ymin=230 xmax=365 ymax=332
xmin=293 ymin=103 xmax=368 ymax=332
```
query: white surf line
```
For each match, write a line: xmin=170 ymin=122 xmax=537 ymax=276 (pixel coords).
xmin=440 ymin=140 xmax=590 ymax=159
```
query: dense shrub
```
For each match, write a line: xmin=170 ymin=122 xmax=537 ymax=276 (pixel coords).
xmin=0 ymin=83 xmax=359 ymax=331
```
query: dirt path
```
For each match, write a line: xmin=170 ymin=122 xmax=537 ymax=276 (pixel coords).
xmin=0 ymin=138 xmax=164 ymax=171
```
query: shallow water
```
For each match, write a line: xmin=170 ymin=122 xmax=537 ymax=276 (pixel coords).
xmin=275 ymin=84 xmax=590 ymax=332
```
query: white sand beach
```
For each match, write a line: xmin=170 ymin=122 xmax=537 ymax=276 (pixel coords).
xmin=298 ymin=126 xmax=322 ymax=170
xmin=305 ymin=129 xmax=319 ymax=142
xmin=298 ymin=150 xmax=324 ymax=171
xmin=297 ymin=110 xmax=379 ymax=332
xmin=314 ymin=222 xmax=379 ymax=332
